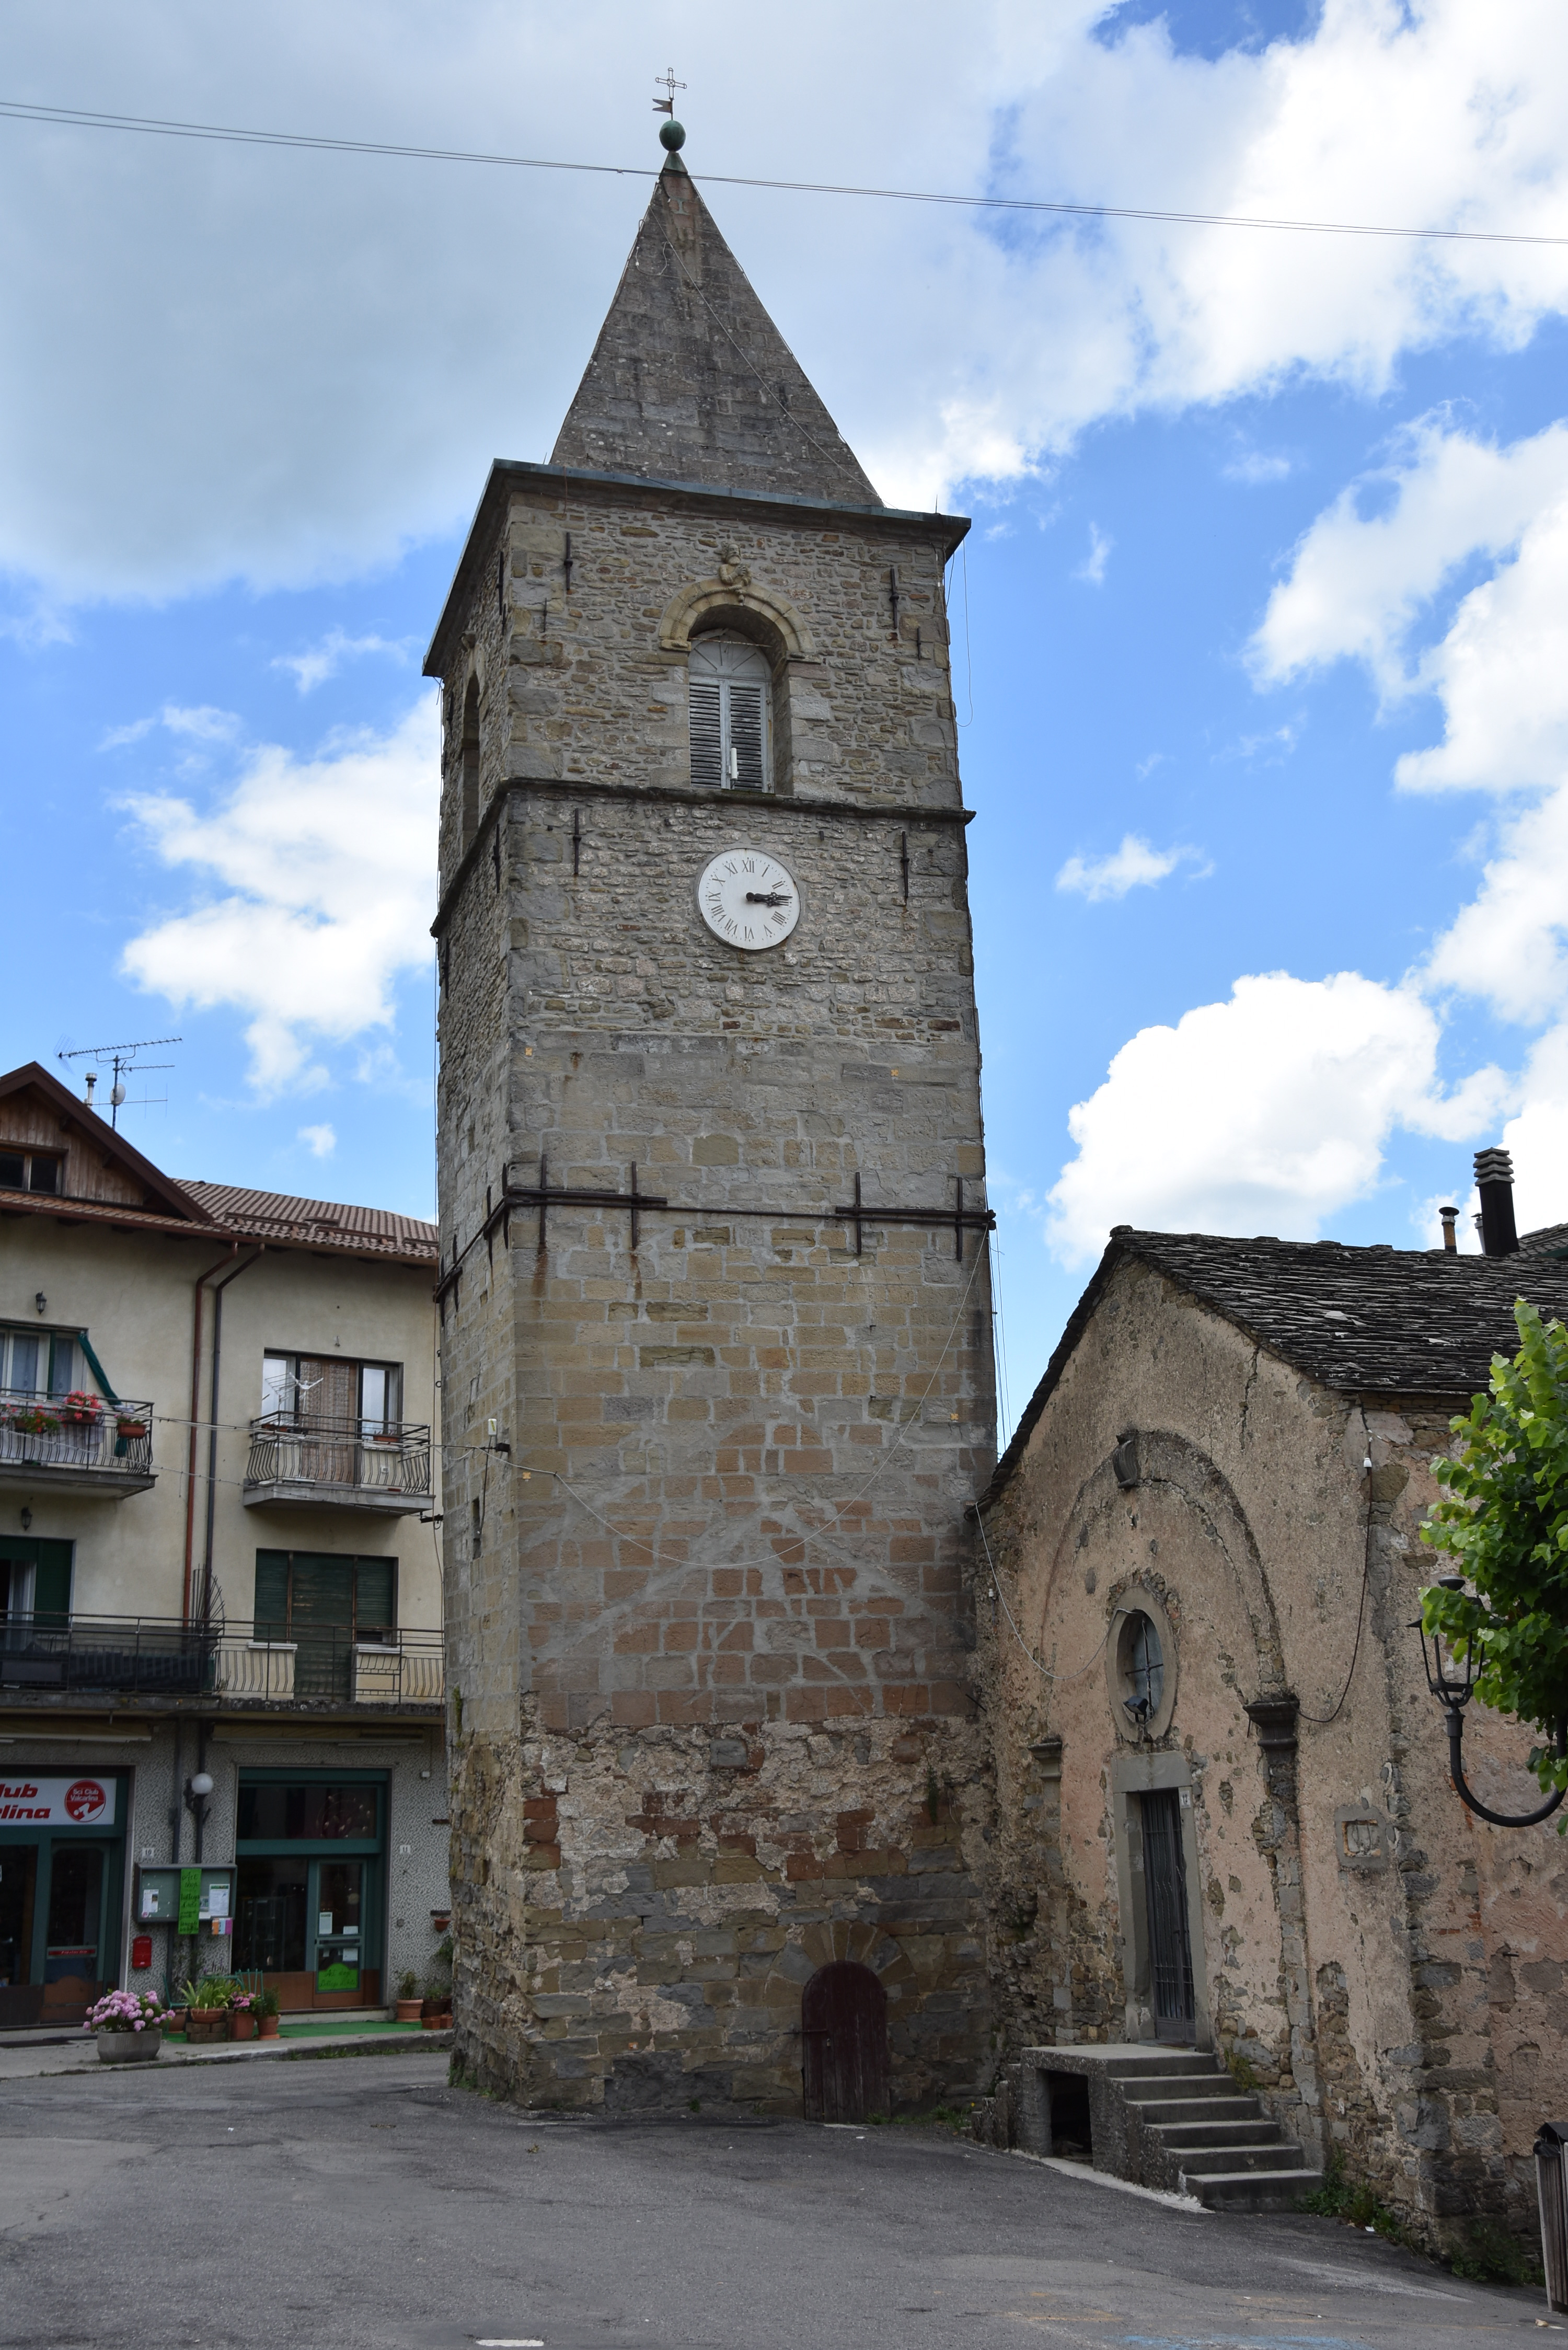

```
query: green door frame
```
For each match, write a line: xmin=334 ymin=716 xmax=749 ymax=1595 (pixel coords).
xmin=234 ymin=1769 xmax=387 ymax=1989
xmin=0 ymin=1767 xmax=128 ymax=2017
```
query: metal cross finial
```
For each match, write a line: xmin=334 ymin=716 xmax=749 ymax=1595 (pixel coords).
xmin=653 ymin=67 xmax=686 ymax=116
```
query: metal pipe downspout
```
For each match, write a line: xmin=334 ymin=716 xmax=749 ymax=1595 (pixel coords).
xmin=199 ymin=1250 xmax=263 ymax=1627
xmin=183 ymin=1246 xmax=240 ymax=1626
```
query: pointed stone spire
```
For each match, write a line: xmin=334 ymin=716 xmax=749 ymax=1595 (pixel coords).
xmin=550 ymin=126 xmax=881 ymax=506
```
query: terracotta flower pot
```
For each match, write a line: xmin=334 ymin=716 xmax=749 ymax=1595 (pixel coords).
xmin=228 ymin=2011 xmax=257 ymax=2041
xmin=96 ymin=2029 xmax=163 ymax=2065
xmin=420 ymin=2010 xmax=452 ymax=2031
xmin=258 ymin=2013 xmax=280 ymax=2038
xmin=395 ymin=1998 xmax=422 ymax=2023
xmin=186 ymin=2008 xmax=227 ymax=2043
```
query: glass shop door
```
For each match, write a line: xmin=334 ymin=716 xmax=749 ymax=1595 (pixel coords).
xmin=41 ymin=1841 xmax=112 ymax=2023
xmin=312 ymin=1859 xmax=365 ymax=1994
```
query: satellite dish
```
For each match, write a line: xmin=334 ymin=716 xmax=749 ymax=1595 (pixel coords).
xmin=110 ymin=1083 xmax=126 ymax=1107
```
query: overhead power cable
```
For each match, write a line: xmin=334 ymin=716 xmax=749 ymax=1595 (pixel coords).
xmin=2 ymin=98 xmax=1565 ymax=250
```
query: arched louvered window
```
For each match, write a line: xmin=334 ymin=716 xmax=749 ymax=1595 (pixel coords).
xmin=689 ymin=635 xmax=771 ymax=792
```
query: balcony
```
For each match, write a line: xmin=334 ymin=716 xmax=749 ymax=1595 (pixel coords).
xmin=243 ymin=1413 xmax=432 ymax=1516
xmin=0 ymin=1390 xmax=155 ymax=1497
xmin=0 ymin=1614 xmax=444 ymax=1709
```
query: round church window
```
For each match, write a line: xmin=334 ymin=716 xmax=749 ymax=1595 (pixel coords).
xmin=1106 ymin=1596 xmax=1177 ymax=1742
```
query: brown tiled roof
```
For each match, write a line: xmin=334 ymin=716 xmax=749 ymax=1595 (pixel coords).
xmin=983 ymin=1228 xmax=1568 ymax=1507
xmin=179 ymin=1182 xmax=437 ymax=1265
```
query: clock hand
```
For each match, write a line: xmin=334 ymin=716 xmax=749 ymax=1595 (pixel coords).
xmin=745 ymin=891 xmax=791 ymax=905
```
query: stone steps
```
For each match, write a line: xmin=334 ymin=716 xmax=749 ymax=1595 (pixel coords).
xmin=1122 ymin=2094 xmax=1263 ymax=2126
xmin=1008 ymin=2044 xmax=1322 ymax=2214
xmin=1187 ymin=2164 xmax=1325 ymax=2211
xmin=1146 ymin=2117 xmax=1288 ymax=2152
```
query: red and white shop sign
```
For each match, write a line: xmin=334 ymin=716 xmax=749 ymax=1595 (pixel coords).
xmin=0 ymin=1776 xmax=116 ymax=1826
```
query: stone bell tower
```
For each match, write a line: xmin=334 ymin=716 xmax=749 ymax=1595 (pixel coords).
xmin=426 ymin=122 xmax=997 ymax=2117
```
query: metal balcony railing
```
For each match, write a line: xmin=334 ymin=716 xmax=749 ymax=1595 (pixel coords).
xmin=0 ymin=1614 xmax=444 ymax=1706
xmin=0 ymin=1389 xmax=154 ymax=1478
xmin=244 ymin=1413 xmax=431 ymax=1502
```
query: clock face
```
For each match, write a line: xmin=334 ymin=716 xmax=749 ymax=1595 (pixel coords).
xmin=696 ymin=849 xmax=801 ymax=952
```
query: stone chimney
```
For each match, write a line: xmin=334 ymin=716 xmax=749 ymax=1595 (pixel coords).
xmin=1474 ymin=1147 xmax=1519 ymax=1258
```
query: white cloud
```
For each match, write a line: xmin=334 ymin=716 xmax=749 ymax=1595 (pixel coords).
xmin=1224 ymin=450 xmax=1292 ymax=484
xmin=273 ymin=630 xmax=413 ymax=694
xmin=298 ymin=1123 xmax=337 ymax=1158
xmin=2 ymin=1 xmax=1567 ymax=596
xmin=1055 ymin=833 xmax=1205 ymax=901
xmin=119 ymin=695 xmax=438 ymax=1095
xmin=102 ymin=704 xmax=243 ymax=753
xmin=1425 ymin=787 xmax=1568 ymax=1023
xmin=1251 ymin=421 xmax=1568 ymax=770
xmin=1075 ymin=522 xmax=1113 ymax=584
xmin=1046 ymin=970 xmax=1510 ymax=1263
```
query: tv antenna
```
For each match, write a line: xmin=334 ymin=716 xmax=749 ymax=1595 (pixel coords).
xmin=58 ymin=1035 xmax=181 ymax=1131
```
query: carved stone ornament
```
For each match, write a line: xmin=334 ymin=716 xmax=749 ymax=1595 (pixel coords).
xmin=716 ymin=543 xmax=752 ymax=590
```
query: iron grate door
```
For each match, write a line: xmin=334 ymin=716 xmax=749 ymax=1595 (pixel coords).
xmin=1139 ymin=1788 xmax=1195 ymax=2041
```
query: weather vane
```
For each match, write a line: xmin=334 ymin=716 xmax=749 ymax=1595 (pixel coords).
xmin=653 ymin=68 xmax=686 ymax=117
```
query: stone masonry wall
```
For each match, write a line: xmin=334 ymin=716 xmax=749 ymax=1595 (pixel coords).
xmin=431 ymin=471 xmax=996 ymax=2114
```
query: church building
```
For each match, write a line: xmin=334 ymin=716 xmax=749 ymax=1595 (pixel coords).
xmin=426 ymin=124 xmax=996 ymax=2116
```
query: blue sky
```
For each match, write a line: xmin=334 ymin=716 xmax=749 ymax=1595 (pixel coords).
xmin=4 ymin=0 xmax=1568 ymax=1431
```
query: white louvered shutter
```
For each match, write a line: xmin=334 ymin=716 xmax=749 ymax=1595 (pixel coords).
xmin=728 ymin=683 xmax=766 ymax=790
xmin=688 ymin=678 xmax=723 ymax=791
xmin=689 ymin=636 xmax=771 ymax=790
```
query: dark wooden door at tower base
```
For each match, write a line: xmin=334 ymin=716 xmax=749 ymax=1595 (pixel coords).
xmin=801 ymin=1960 xmax=890 ymax=2123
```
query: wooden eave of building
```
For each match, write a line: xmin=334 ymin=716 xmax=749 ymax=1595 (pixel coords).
xmin=424 ymin=456 xmax=971 ymax=681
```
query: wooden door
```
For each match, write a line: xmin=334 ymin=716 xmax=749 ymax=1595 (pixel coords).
xmin=801 ymin=1960 xmax=890 ymax=2123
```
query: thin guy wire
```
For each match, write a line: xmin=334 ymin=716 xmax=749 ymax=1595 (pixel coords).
xmin=3 ymin=99 xmax=1566 ymax=249
xmin=975 ymin=1501 xmax=1110 ymax=1688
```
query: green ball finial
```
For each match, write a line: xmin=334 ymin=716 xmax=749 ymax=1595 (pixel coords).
xmin=659 ymin=118 xmax=686 ymax=153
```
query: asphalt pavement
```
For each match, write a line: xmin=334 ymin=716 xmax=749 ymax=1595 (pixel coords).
xmin=0 ymin=2048 xmax=1547 ymax=2349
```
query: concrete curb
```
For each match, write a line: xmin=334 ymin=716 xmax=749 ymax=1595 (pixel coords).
xmin=5 ymin=2030 xmax=453 ymax=2081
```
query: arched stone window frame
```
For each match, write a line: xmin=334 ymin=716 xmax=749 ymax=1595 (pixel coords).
xmin=658 ymin=578 xmax=816 ymax=798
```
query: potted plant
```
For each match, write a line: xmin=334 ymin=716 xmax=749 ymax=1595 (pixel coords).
xmin=227 ymin=1988 xmax=257 ymax=2041
xmin=60 ymin=1389 xmax=103 ymax=1427
xmin=252 ymin=1985 xmax=281 ymax=2038
xmin=84 ymin=1987 xmax=169 ymax=2064
xmin=180 ymin=1973 xmax=236 ymax=2043
xmin=420 ymin=1936 xmax=454 ymax=2027
xmin=115 ymin=1414 xmax=149 ymax=1441
xmin=395 ymin=1968 xmax=422 ymax=2025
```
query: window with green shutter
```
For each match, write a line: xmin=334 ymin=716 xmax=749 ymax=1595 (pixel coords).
xmin=0 ymin=1537 xmax=72 ymax=1626
xmin=251 ymin=1552 xmax=398 ymax=1640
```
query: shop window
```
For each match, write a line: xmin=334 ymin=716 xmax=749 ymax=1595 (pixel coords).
xmin=0 ymin=1150 xmax=63 ymax=1195
xmin=237 ymin=1782 xmax=379 ymax=1841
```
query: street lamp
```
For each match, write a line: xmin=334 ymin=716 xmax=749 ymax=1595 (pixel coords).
xmin=1416 ymin=1578 xmax=1566 ymax=1827
xmin=183 ymin=1770 xmax=214 ymax=1828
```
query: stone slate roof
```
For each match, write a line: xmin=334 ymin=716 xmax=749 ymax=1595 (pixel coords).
xmin=1521 ymin=1222 xmax=1568 ymax=1258
xmin=179 ymin=1182 xmax=437 ymax=1266
xmin=983 ymin=1227 xmax=1568 ymax=1506
xmin=550 ymin=156 xmax=880 ymax=507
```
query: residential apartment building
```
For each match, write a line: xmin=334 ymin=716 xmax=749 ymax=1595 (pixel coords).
xmin=0 ymin=1062 xmax=447 ymax=2028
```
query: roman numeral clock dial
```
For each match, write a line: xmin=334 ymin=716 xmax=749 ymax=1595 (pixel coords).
xmin=697 ymin=850 xmax=801 ymax=951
